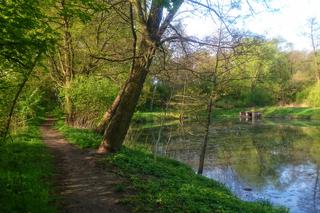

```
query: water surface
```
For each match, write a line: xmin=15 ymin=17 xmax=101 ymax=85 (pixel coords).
xmin=125 ymin=118 xmax=320 ymax=213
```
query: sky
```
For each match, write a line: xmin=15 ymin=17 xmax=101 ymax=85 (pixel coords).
xmin=182 ymin=0 xmax=320 ymax=51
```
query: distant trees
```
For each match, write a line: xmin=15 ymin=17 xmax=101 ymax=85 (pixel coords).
xmin=309 ymin=17 xmax=320 ymax=82
xmin=293 ymin=17 xmax=320 ymax=106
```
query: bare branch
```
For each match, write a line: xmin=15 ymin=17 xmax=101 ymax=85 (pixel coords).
xmin=90 ymin=54 xmax=141 ymax=63
xmin=158 ymin=0 xmax=184 ymax=37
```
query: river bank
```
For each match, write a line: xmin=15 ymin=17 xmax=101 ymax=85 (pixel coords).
xmin=133 ymin=107 xmax=320 ymax=123
xmin=56 ymin=120 xmax=287 ymax=212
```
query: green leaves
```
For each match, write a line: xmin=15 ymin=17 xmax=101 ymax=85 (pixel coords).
xmin=0 ymin=0 xmax=56 ymax=67
xmin=57 ymin=0 xmax=93 ymax=23
xmin=60 ymin=76 xmax=119 ymax=127
xmin=0 ymin=0 xmax=57 ymax=135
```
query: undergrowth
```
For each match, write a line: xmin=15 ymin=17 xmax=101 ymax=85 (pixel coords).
xmin=0 ymin=120 xmax=56 ymax=213
xmin=55 ymin=120 xmax=102 ymax=148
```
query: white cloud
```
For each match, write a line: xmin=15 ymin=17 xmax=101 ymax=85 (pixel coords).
xmin=183 ymin=0 xmax=320 ymax=50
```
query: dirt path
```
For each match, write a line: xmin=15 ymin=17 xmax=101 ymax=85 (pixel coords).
xmin=40 ymin=119 xmax=130 ymax=213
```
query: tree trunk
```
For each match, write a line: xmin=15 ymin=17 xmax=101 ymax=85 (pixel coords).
xmin=97 ymin=40 xmax=156 ymax=153
xmin=96 ymin=0 xmax=183 ymax=153
xmin=95 ymin=86 xmax=123 ymax=133
xmin=2 ymin=53 xmax=41 ymax=142
xmin=60 ymin=0 xmax=75 ymax=124
xmin=64 ymin=81 xmax=74 ymax=124
xmin=197 ymin=98 xmax=213 ymax=175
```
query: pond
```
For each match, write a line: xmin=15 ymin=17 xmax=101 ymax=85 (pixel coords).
xmin=125 ymin=118 xmax=320 ymax=213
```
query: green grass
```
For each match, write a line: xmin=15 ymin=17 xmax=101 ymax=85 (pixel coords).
xmin=57 ymin=122 xmax=287 ymax=213
xmin=258 ymin=106 xmax=320 ymax=119
xmin=133 ymin=111 xmax=180 ymax=123
xmin=55 ymin=120 xmax=102 ymax=148
xmin=132 ymin=109 xmax=243 ymax=122
xmin=207 ymin=106 xmax=320 ymax=120
xmin=0 ymin=120 xmax=56 ymax=213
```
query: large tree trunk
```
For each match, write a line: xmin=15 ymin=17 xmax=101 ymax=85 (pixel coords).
xmin=95 ymin=86 xmax=123 ymax=133
xmin=97 ymin=40 xmax=156 ymax=153
xmin=96 ymin=0 xmax=183 ymax=153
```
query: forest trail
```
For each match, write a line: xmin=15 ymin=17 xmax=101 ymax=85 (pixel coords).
xmin=40 ymin=118 xmax=130 ymax=213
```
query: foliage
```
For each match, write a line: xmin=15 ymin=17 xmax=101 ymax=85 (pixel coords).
xmin=297 ymin=83 xmax=320 ymax=107
xmin=0 ymin=120 xmax=56 ymax=213
xmin=55 ymin=120 xmax=102 ymax=148
xmin=48 ymin=0 xmax=131 ymax=122
xmin=137 ymin=77 xmax=173 ymax=111
xmin=0 ymin=0 xmax=56 ymax=137
xmin=0 ymin=0 xmax=55 ymax=65
xmin=241 ymin=88 xmax=275 ymax=107
xmin=62 ymin=75 xmax=118 ymax=127
xmin=1 ymin=1 xmax=319 ymax=212
xmin=0 ymin=68 xmax=56 ymax=134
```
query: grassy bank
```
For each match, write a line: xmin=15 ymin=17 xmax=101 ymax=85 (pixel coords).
xmin=210 ymin=107 xmax=320 ymax=120
xmin=56 ymin=120 xmax=102 ymax=148
xmin=133 ymin=111 xmax=180 ymax=123
xmin=132 ymin=109 xmax=242 ymax=123
xmin=0 ymin=120 xmax=56 ymax=213
xmin=57 ymin=122 xmax=287 ymax=212
xmin=258 ymin=106 xmax=320 ymax=119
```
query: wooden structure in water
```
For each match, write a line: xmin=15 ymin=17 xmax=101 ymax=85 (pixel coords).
xmin=239 ymin=111 xmax=262 ymax=120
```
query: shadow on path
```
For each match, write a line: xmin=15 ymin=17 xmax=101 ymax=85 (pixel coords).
xmin=40 ymin=118 xmax=129 ymax=213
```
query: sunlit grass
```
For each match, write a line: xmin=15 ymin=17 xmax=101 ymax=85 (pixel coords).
xmin=55 ymin=120 xmax=102 ymax=148
xmin=133 ymin=111 xmax=180 ymax=123
xmin=259 ymin=106 xmax=320 ymax=119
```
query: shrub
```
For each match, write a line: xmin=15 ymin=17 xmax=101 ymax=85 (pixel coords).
xmin=61 ymin=75 xmax=119 ymax=128
xmin=296 ymin=83 xmax=320 ymax=107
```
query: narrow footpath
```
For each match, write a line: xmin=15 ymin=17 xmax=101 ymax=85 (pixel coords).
xmin=40 ymin=118 xmax=130 ymax=213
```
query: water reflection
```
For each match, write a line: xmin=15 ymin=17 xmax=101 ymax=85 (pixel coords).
xmin=125 ymin=119 xmax=320 ymax=212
